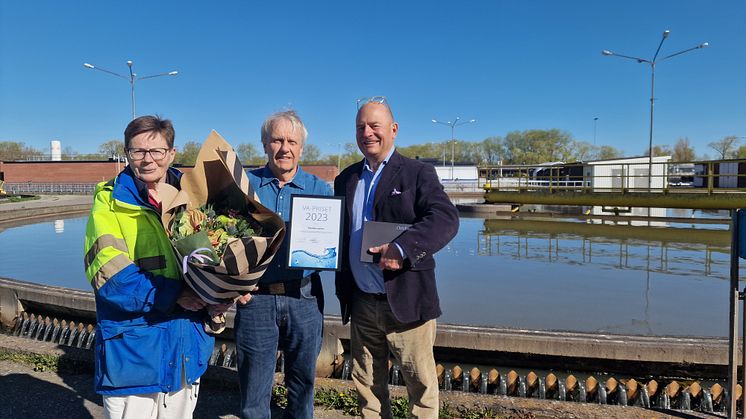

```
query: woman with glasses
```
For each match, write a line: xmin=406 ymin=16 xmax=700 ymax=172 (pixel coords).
xmin=84 ymin=115 xmax=221 ymax=418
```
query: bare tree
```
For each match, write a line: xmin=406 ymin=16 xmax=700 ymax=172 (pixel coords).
xmin=98 ymin=140 xmax=125 ymax=158
xmin=708 ymin=135 xmax=740 ymax=159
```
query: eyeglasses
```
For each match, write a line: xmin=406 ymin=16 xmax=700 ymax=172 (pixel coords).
xmin=356 ymin=96 xmax=389 ymax=110
xmin=127 ymin=148 xmax=170 ymax=161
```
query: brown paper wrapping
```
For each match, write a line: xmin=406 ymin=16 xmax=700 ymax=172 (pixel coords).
xmin=157 ymin=131 xmax=285 ymax=304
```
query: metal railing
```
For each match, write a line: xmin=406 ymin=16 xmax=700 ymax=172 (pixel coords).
xmin=480 ymin=160 xmax=746 ymax=194
xmin=4 ymin=183 xmax=97 ymax=195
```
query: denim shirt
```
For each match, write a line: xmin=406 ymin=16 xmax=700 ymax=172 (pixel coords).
xmin=247 ymin=165 xmax=332 ymax=284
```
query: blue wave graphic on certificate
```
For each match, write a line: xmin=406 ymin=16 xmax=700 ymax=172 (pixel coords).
xmin=290 ymin=247 xmax=338 ymax=269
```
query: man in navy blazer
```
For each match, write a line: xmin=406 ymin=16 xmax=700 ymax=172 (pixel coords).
xmin=334 ymin=97 xmax=459 ymax=418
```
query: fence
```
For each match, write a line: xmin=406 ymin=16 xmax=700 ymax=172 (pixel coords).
xmin=4 ymin=183 xmax=97 ymax=195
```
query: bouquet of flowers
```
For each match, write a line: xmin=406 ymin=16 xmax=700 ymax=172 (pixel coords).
xmin=157 ymin=131 xmax=285 ymax=332
xmin=170 ymin=204 xmax=263 ymax=265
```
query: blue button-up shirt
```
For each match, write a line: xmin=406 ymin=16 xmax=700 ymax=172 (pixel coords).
xmin=348 ymin=147 xmax=400 ymax=294
xmin=247 ymin=165 xmax=332 ymax=284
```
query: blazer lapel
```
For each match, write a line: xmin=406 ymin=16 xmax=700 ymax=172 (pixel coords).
xmin=373 ymin=151 xmax=403 ymax=216
xmin=345 ymin=160 xmax=364 ymax=222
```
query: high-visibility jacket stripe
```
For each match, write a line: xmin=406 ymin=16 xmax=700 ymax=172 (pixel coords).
xmin=92 ymin=253 xmax=132 ymax=291
xmin=84 ymin=234 xmax=128 ymax=270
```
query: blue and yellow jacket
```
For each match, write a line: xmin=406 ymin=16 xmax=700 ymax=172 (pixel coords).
xmin=84 ymin=166 xmax=214 ymax=395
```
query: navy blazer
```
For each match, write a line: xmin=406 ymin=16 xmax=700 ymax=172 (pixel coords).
xmin=334 ymin=151 xmax=459 ymax=324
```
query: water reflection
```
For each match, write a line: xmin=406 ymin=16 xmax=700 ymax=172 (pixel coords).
xmin=479 ymin=218 xmax=730 ymax=279
xmin=54 ymin=219 xmax=64 ymax=234
xmin=0 ymin=214 xmax=741 ymax=338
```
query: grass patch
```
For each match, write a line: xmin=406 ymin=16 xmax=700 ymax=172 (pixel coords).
xmin=314 ymin=387 xmax=360 ymax=416
xmin=270 ymin=385 xmax=513 ymax=418
xmin=0 ymin=351 xmax=59 ymax=372
xmin=0 ymin=195 xmax=40 ymax=204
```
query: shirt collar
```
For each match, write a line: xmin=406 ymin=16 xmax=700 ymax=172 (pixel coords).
xmin=258 ymin=164 xmax=306 ymax=190
xmin=363 ymin=147 xmax=396 ymax=174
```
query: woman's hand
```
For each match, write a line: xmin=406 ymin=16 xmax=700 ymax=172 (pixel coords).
xmin=176 ymin=288 xmax=207 ymax=311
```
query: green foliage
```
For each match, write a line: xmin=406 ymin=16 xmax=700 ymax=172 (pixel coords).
xmin=455 ymin=405 xmax=501 ymax=419
xmin=0 ymin=141 xmax=44 ymax=161
xmin=272 ymin=384 xmax=288 ymax=408
xmin=314 ymin=388 xmax=360 ymax=416
xmin=335 ymin=142 xmax=363 ymax=170
xmin=176 ymin=141 xmax=201 ymax=166
xmin=480 ymin=136 xmax=504 ymax=165
xmin=503 ymin=129 xmax=574 ymax=164
xmin=597 ymin=145 xmax=624 ymax=160
xmin=736 ymin=145 xmax=746 ymax=159
xmin=390 ymin=396 xmax=410 ymax=418
xmin=0 ymin=351 xmax=59 ymax=372
xmin=236 ymin=143 xmax=265 ymax=166
xmin=301 ymin=144 xmax=322 ymax=163
xmin=672 ymin=137 xmax=696 ymax=162
xmin=267 ymin=384 xmax=521 ymax=418
xmin=648 ymin=144 xmax=672 ymax=158
xmin=397 ymin=142 xmax=445 ymax=161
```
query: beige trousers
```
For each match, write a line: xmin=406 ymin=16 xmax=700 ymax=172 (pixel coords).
xmin=102 ymin=378 xmax=200 ymax=419
xmin=350 ymin=291 xmax=439 ymax=419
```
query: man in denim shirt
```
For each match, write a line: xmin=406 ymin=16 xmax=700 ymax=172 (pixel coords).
xmin=234 ymin=110 xmax=331 ymax=419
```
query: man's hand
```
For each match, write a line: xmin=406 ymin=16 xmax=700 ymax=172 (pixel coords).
xmin=369 ymin=243 xmax=404 ymax=271
xmin=209 ymin=302 xmax=233 ymax=316
xmin=176 ymin=288 xmax=207 ymax=311
xmin=236 ymin=293 xmax=253 ymax=305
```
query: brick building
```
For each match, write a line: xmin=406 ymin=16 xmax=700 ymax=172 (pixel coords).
xmin=0 ymin=160 xmax=338 ymax=193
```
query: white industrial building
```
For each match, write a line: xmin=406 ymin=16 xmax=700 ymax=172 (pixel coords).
xmin=584 ymin=155 xmax=672 ymax=191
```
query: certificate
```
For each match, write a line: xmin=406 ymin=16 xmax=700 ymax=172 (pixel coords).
xmin=287 ymin=195 xmax=344 ymax=271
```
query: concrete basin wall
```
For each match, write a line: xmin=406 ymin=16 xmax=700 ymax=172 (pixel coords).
xmin=0 ymin=277 xmax=732 ymax=378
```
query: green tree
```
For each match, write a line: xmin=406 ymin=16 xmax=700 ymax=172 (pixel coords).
xmin=708 ymin=135 xmax=740 ymax=159
xmin=98 ymin=140 xmax=125 ymax=159
xmin=503 ymin=129 xmax=573 ymax=164
xmin=672 ymin=137 xmax=695 ymax=162
xmin=339 ymin=142 xmax=363 ymax=169
xmin=175 ymin=141 xmax=201 ymax=165
xmin=0 ymin=141 xmax=43 ymax=161
xmin=301 ymin=144 xmax=322 ymax=164
xmin=236 ymin=143 xmax=265 ymax=166
xmin=597 ymin=145 xmax=624 ymax=160
xmin=481 ymin=136 xmax=503 ymax=165
xmin=648 ymin=145 xmax=672 ymax=157
xmin=570 ymin=141 xmax=595 ymax=162
xmin=397 ymin=142 xmax=443 ymax=161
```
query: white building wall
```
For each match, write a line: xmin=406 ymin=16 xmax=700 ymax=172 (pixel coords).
xmin=586 ymin=156 xmax=671 ymax=190
xmin=434 ymin=166 xmax=478 ymax=181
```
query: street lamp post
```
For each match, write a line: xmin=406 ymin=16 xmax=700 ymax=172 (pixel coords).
xmin=327 ymin=143 xmax=342 ymax=172
xmin=83 ymin=60 xmax=179 ymax=120
xmin=593 ymin=117 xmax=599 ymax=145
xmin=602 ymin=30 xmax=707 ymax=190
xmin=432 ymin=117 xmax=476 ymax=180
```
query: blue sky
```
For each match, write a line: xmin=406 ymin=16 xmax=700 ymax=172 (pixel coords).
xmin=1 ymin=1 xmax=744 ymax=158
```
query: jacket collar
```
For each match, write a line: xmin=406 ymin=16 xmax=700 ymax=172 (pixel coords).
xmin=113 ymin=166 xmax=182 ymax=208
xmin=257 ymin=165 xmax=307 ymax=190
xmin=372 ymin=150 xmax=403 ymax=211
xmin=343 ymin=150 xmax=404 ymax=220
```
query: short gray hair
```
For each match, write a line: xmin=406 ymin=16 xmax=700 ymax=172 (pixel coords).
xmin=260 ymin=110 xmax=308 ymax=146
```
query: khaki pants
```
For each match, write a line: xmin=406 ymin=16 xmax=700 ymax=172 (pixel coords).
xmin=102 ymin=378 xmax=200 ymax=419
xmin=350 ymin=291 xmax=439 ymax=419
